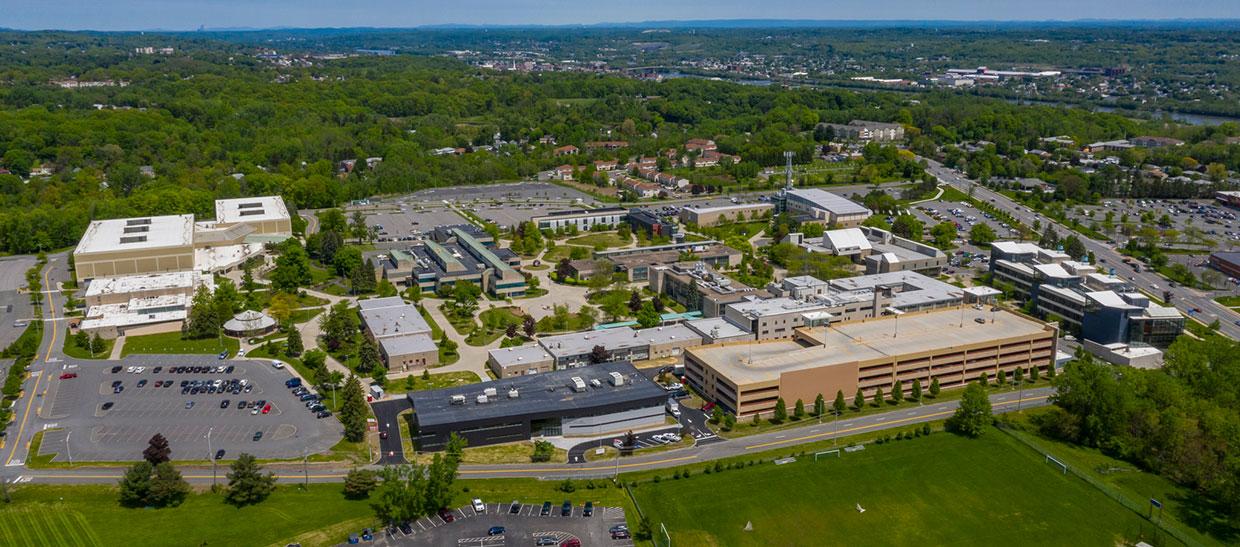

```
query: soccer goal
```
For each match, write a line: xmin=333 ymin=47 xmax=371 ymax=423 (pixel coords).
xmin=1045 ymin=454 xmax=1068 ymax=474
xmin=814 ymin=449 xmax=842 ymax=461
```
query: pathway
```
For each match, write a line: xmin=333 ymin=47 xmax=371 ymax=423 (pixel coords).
xmin=107 ymin=335 xmax=125 ymax=360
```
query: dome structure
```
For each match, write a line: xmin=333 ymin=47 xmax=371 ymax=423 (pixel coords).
xmin=223 ymin=309 xmax=277 ymax=337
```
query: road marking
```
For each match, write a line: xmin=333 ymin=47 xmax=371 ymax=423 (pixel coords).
xmin=42 ymin=265 xmax=57 ymax=363
xmin=5 ymin=372 xmax=42 ymax=466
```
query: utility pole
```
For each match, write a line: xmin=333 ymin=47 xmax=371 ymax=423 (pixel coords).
xmin=65 ymin=430 xmax=72 ymax=465
xmin=206 ymin=427 xmax=216 ymax=487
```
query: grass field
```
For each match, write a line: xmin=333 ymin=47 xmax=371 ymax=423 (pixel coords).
xmin=565 ymin=232 xmax=628 ymax=249
xmin=384 ymin=370 xmax=482 ymax=395
xmin=632 ymin=430 xmax=1174 ymax=547
xmin=60 ymin=329 xmax=114 ymax=359
xmin=120 ymin=331 xmax=240 ymax=357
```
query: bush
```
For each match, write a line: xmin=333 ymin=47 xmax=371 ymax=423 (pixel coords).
xmin=530 ymin=440 xmax=556 ymax=463
xmin=558 ymin=479 xmax=575 ymax=493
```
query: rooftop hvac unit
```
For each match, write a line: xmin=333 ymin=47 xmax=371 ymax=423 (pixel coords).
xmin=476 ymin=394 xmax=489 ymax=404
xmin=483 ymin=387 xmax=497 ymax=397
xmin=508 ymin=388 xmax=519 ymax=398
xmin=609 ymin=371 xmax=625 ymax=386
xmin=590 ymin=379 xmax=602 ymax=388
xmin=570 ymin=377 xmax=587 ymax=392
xmin=451 ymin=394 xmax=466 ymax=405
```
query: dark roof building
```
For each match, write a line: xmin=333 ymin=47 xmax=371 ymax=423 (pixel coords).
xmin=409 ymin=361 xmax=668 ymax=451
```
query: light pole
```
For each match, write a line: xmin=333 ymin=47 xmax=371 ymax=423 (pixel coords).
xmin=206 ymin=427 xmax=216 ymax=487
xmin=65 ymin=430 xmax=72 ymax=465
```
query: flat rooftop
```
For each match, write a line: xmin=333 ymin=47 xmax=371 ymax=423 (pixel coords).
xmin=75 ymin=214 xmax=195 ymax=255
xmin=728 ymin=297 xmax=832 ymax=318
xmin=690 ymin=306 xmax=1051 ymax=385
xmin=379 ymin=333 xmax=438 ymax=357
xmin=787 ymin=188 xmax=871 ymax=216
xmin=539 ymin=324 xmax=701 ymax=359
xmin=358 ymin=297 xmax=432 ymax=338
xmin=488 ymin=343 xmax=554 ymax=368
xmin=84 ymin=271 xmax=211 ymax=297
xmin=827 ymin=271 xmax=960 ymax=310
xmin=686 ymin=317 xmax=752 ymax=340
xmin=409 ymin=361 xmax=667 ymax=428
xmin=214 ymin=196 xmax=290 ymax=225
xmin=682 ymin=202 xmax=773 ymax=215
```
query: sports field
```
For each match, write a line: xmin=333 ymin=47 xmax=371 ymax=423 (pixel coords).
xmin=633 ymin=430 xmax=1174 ymax=547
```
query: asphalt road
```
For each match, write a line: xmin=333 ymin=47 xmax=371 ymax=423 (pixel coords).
xmin=922 ymin=157 xmax=1240 ymax=340
xmin=373 ymin=397 xmax=412 ymax=465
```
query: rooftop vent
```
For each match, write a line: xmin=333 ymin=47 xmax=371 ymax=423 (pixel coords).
xmin=508 ymin=388 xmax=519 ymax=398
xmin=483 ymin=387 xmax=497 ymax=398
xmin=239 ymin=209 xmax=266 ymax=216
xmin=450 ymin=394 xmax=466 ymax=405
xmin=609 ymin=371 xmax=625 ymax=386
xmin=126 ymin=218 xmax=151 ymax=226
xmin=476 ymin=394 xmax=489 ymax=404
xmin=590 ymin=378 xmax=602 ymax=388
xmin=123 ymin=225 xmax=150 ymax=234
xmin=570 ymin=377 xmax=587 ymax=392
xmin=119 ymin=235 xmax=148 ymax=244
xmin=237 ymin=202 xmax=264 ymax=209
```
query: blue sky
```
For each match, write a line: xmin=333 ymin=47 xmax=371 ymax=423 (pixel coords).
xmin=3 ymin=0 xmax=1238 ymax=31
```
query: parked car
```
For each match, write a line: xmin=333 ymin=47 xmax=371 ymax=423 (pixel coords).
xmin=583 ymin=502 xmax=593 ymax=517
xmin=472 ymin=498 xmax=485 ymax=513
xmin=537 ymin=538 xmax=557 ymax=546
xmin=218 ymin=351 xmax=229 ymax=360
xmin=560 ymin=539 xmax=581 ymax=547
xmin=101 ymin=402 xmax=114 ymax=411
xmin=488 ymin=526 xmax=505 ymax=536
xmin=58 ymin=373 xmax=77 ymax=380
xmin=152 ymin=366 xmax=162 ymax=374
xmin=561 ymin=500 xmax=572 ymax=517
xmin=541 ymin=501 xmax=552 ymax=516
xmin=110 ymin=366 xmax=122 ymax=373
xmin=215 ymin=449 xmax=225 ymax=460
xmin=252 ymin=431 xmax=263 ymax=441
xmin=185 ymin=401 xmax=194 ymax=409
xmin=437 ymin=508 xmax=455 ymax=523
xmin=315 ymin=410 xmax=332 ymax=419
xmin=262 ymin=403 xmax=272 ymax=414
xmin=220 ymin=400 xmax=230 ymax=409
xmin=285 ymin=378 xmax=302 ymax=388
xmin=136 ymin=379 xmax=147 ymax=388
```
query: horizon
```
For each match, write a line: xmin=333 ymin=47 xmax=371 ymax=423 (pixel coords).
xmin=4 ymin=0 xmax=1240 ymax=32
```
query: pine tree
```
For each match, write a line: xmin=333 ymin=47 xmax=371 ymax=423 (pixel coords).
xmin=148 ymin=462 xmax=190 ymax=507
xmin=891 ymin=381 xmax=904 ymax=404
xmin=225 ymin=453 xmax=276 ymax=506
xmin=284 ymin=324 xmax=303 ymax=357
xmin=118 ymin=461 xmax=153 ymax=507
xmin=339 ymin=375 xmax=369 ymax=442
xmin=929 ymin=377 xmax=941 ymax=398
xmin=357 ymin=336 xmax=381 ymax=373
xmin=794 ymin=399 xmax=805 ymax=419
xmin=142 ymin=433 xmax=171 ymax=465
xmin=873 ymin=387 xmax=884 ymax=406
xmin=773 ymin=398 xmax=788 ymax=423
xmin=1014 ymin=366 xmax=1025 ymax=384
xmin=814 ymin=393 xmax=826 ymax=417
xmin=1030 ymin=364 xmax=1040 ymax=382
xmin=854 ymin=388 xmax=865 ymax=410
xmin=911 ymin=379 xmax=922 ymax=402
xmin=978 ymin=372 xmax=990 ymax=388
xmin=833 ymin=390 xmax=846 ymax=415
xmin=1046 ymin=364 xmax=1057 ymax=379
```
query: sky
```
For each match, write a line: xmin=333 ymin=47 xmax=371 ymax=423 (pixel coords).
xmin=3 ymin=0 xmax=1238 ymax=31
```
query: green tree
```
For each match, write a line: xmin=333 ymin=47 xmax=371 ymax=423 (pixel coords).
xmin=334 ymin=245 xmax=363 ymax=278
xmin=931 ymin=222 xmax=957 ymax=248
xmin=873 ymin=387 xmax=884 ymax=407
xmin=148 ymin=462 xmax=191 ymax=508
xmin=946 ymin=382 xmax=992 ymax=438
xmin=357 ymin=335 xmax=381 ymax=373
xmin=891 ymin=215 xmax=924 ymax=242
xmin=183 ymin=285 xmax=220 ymax=339
xmin=340 ymin=375 xmax=370 ymax=442
xmin=343 ymin=468 xmax=379 ymax=499
xmin=212 ymin=278 xmax=241 ymax=321
xmin=929 ymin=377 xmax=941 ymax=397
xmin=284 ymin=324 xmax=303 ymax=357
xmin=794 ymin=398 xmax=806 ymax=419
xmin=854 ymin=388 xmax=865 ymax=410
xmin=814 ymin=393 xmax=826 ymax=417
xmin=635 ymin=302 xmax=661 ymax=329
xmin=710 ymin=406 xmax=723 ymax=424
xmin=225 ymin=453 xmax=277 ymax=506
xmin=270 ymin=240 xmax=312 ymax=292
xmin=891 ymin=381 xmax=904 ymax=404
xmin=773 ymin=397 xmax=788 ymax=423
xmin=118 ymin=461 xmax=153 ymax=507
xmin=1013 ymin=366 xmax=1025 ymax=384
xmin=321 ymin=301 xmax=360 ymax=352
xmin=911 ymin=378 xmax=922 ymax=402
xmin=531 ymin=440 xmax=556 ymax=463
xmin=969 ymin=223 xmax=997 ymax=246
xmin=1030 ymin=364 xmax=1040 ymax=382
xmin=833 ymin=390 xmax=846 ymax=415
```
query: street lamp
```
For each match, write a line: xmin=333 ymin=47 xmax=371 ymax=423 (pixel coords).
xmin=206 ymin=427 xmax=216 ymax=487
xmin=65 ymin=430 xmax=72 ymax=465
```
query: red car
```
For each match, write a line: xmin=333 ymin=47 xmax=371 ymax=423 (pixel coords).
xmin=560 ymin=539 xmax=581 ymax=547
xmin=437 ymin=508 xmax=455 ymax=523
xmin=701 ymin=401 xmax=715 ymax=412
xmin=58 ymin=373 xmax=77 ymax=380
xmin=261 ymin=403 xmax=272 ymax=414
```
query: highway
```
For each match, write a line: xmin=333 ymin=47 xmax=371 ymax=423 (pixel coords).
xmin=922 ymin=157 xmax=1240 ymax=341
xmin=13 ymin=387 xmax=1051 ymax=484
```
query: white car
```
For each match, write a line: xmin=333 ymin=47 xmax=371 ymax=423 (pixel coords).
xmin=271 ymin=361 xmax=285 ymax=369
xmin=237 ymin=350 xmax=245 ymax=358
xmin=472 ymin=498 xmax=486 ymax=513
xmin=135 ymin=367 xmax=145 ymax=374
xmin=126 ymin=366 xmax=136 ymax=373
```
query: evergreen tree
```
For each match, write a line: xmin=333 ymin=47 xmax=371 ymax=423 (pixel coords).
xmin=340 ymin=375 xmax=369 ymax=442
xmin=225 ymin=453 xmax=277 ymax=506
xmin=118 ymin=461 xmax=153 ymax=507
xmin=814 ymin=393 xmax=826 ymax=417
xmin=1014 ymin=366 xmax=1025 ymax=384
xmin=773 ymin=397 xmax=788 ymax=423
xmin=343 ymin=468 xmax=379 ymax=500
xmin=522 ymin=315 xmax=536 ymax=337
xmin=142 ymin=433 xmax=171 ymax=465
xmin=794 ymin=398 xmax=806 ymax=419
xmin=891 ymin=381 xmax=904 ymax=404
xmin=854 ymin=388 xmax=865 ymax=410
xmin=873 ymin=387 xmax=885 ymax=406
xmin=1046 ymin=364 xmax=1056 ymax=379
xmin=148 ymin=462 xmax=190 ymax=507
xmin=284 ymin=323 xmax=303 ymax=357
xmin=929 ymin=377 xmax=941 ymax=397
xmin=833 ymin=390 xmax=847 ymax=415
xmin=1030 ymin=365 xmax=1040 ymax=382
xmin=628 ymin=290 xmax=642 ymax=313
xmin=357 ymin=336 xmax=381 ymax=373
xmin=183 ymin=285 xmax=219 ymax=339
xmin=911 ymin=379 xmax=922 ymax=402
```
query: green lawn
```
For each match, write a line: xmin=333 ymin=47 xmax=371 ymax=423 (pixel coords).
xmin=565 ymin=232 xmax=628 ymax=249
xmin=0 ymin=484 xmax=376 ymax=547
xmin=1213 ymin=295 xmax=1240 ymax=307
xmin=384 ymin=370 xmax=482 ymax=395
xmin=289 ymin=307 xmax=325 ymax=324
xmin=60 ymin=329 xmax=114 ymax=359
xmin=120 ymin=331 xmax=240 ymax=357
xmin=469 ymin=307 xmax=525 ymax=346
xmin=632 ymin=430 xmax=1175 ymax=547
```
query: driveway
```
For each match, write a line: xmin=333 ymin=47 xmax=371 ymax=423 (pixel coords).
xmin=372 ymin=397 xmax=412 ymax=464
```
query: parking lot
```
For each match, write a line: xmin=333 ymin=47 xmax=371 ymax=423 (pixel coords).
xmin=38 ymin=354 xmax=342 ymax=462
xmin=365 ymin=205 xmax=470 ymax=241
xmin=404 ymin=182 xmax=599 ymax=206
xmin=0 ymin=255 xmax=37 ymax=350
xmin=363 ymin=500 xmax=631 ymax=547
xmin=907 ymin=199 xmax=1009 ymax=278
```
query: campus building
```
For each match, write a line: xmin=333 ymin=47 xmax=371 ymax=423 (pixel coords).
xmin=988 ymin=242 xmax=1183 ymax=348
xmin=418 ymin=226 xmax=527 ymax=297
xmin=488 ymin=324 xmax=703 ymax=378
xmin=684 ymin=306 xmax=1057 ymax=417
xmin=531 ymin=207 xmax=628 ymax=231
xmin=1207 ymin=251 xmax=1240 ymax=279
xmin=594 ymin=241 xmax=743 ymax=282
xmin=817 ymin=120 xmax=906 ymax=142
xmin=789 ymin=226 xmax=948 ymax=275
xmin=679 ymin=202 xmax=774 ymax=227
xmin=776 ymin=188 xmax=872 ymax=227
xmin=358 ymin=297 xmax=438 ymax=372
xmin=647 ymin=262 xmax=768 ymax=317
xmin=410 ymin=361 xmax=669 ymax=451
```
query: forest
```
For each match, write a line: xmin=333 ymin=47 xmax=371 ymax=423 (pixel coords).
xmin=0 ymin=30 xmax=1236 ymax=254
